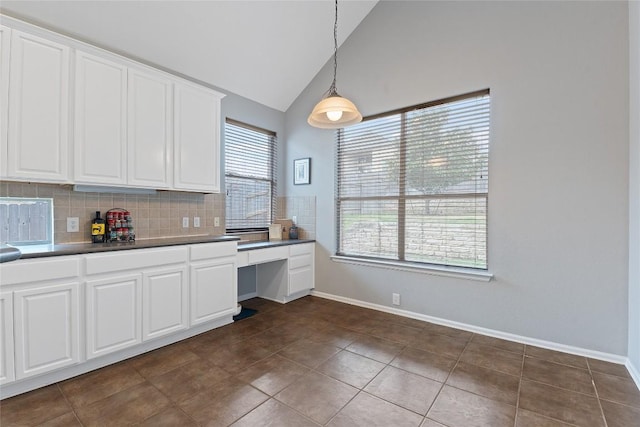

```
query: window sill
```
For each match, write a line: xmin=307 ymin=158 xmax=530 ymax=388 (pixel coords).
xmin=330 ymin=255 xmax=493 ymax=282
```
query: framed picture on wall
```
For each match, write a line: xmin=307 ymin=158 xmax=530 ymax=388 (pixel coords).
xmin=294 ymin=158 xmax=311 ymax=185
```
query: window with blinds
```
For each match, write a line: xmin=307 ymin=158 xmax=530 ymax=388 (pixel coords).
xmin=225 ymin=119 xmax=277 ymax=231
xmin=336 ymin=90 xmax=490 ymax=269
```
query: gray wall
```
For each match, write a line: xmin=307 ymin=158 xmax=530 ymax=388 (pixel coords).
xmin=284 ymin=1 xmax=630 ymax=355
xmin=629 ymin=0 xmax=640 ymax=375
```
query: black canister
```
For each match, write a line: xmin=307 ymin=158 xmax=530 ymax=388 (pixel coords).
xmin=289 ymin=225 xmax=299 ymax=239
xmin=91 ymin=211 xmax=106 ymax=243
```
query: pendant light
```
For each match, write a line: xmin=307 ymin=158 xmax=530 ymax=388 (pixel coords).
xmin=307 ymin=0 xmax=362 ymax=129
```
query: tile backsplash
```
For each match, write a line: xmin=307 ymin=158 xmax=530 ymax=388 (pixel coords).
xmin=1 ymin=182 xmax=317 ymax=244
xmin=277 ymin=196 xmax=316 ymax=240
xmin=0 ymin=182 xmax=225 ymax=243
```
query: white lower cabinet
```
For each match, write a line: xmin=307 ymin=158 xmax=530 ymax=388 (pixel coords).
xmin=288 ymin=243 xmax=315 ymax=295
xmin=190 ymin=259 xmax=236 ymax=326
xmin=86 ymin=274 xmax=142 ymax=359
xmin=0 ymin=291 xmax=15 ymax=385
xmin=190 ymin=241 xmax=237 ymax=326
xmin=142 ymin=266 xmax=188 ymax=340
xmin=246 ymin=242 xmax=315 ymax=303
xmin=13 ymin=282 xmax=80 ymax=379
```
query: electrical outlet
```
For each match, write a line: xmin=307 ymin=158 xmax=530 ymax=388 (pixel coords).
xmin=292 ymin=215 xmax=297 ymax=224
xmin=182 ymin=217 xmax=189 ymax=228
xmin=67 ymin=217 xmax=79 ymax=232
xmin=392 ymin=293 xmax=401 ymax=306
xmin=214 ymin=217 xmax=220 ymax=227
xmin=193 ymin=217 xmax=200 ymax=228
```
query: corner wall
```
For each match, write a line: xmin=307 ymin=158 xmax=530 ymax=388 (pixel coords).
xmin=285 ymin=1 xmax=630 ymax=355
xmin=628 ymin=0 xmax=640 ymax=381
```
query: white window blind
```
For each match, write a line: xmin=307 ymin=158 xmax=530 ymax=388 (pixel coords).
xmin=225 ymin=119 xmax=277 ymax=230
xmin=336 ymin=90 xmax=490 ymax=269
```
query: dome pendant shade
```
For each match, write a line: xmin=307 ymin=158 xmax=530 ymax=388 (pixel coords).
xmin=307 ymin=94 xmax=362 ymax=129
xmin=307 ymin=0 xmax=362 ymax=129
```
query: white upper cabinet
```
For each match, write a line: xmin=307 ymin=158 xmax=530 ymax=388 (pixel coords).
xmin=5 ymin=29 xmax=70 ymax=182
xmin=0 ymin=25 xmax=10 ymax=179
xmin=1 ymin=16 xmax=225 ymax=192
xmin=174 ymin=81 xmax=224 ymax=193
xmin=127 ymin=67 xmax=172 ymax=189
xmin=74 ymin=50 xmax=127 ymax=185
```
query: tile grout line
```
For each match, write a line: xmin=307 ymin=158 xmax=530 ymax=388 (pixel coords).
xmin=421 ymin=331 xmax=474 ymax=423
xmin=513 ymin=345 xmax=526 ymax=427
xmin=55 ymin=383 xmax=85 ymax=427
xmin=587 ymin=358 xmax=610 ymax=427
xmin=319 ymin=339 xmax=415 ymax=426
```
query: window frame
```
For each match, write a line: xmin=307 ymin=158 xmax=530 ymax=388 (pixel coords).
xmin=224 ymin=118 xmax=277 ymax=233
xmin=335 ymin=89 xmax=490 ymax=272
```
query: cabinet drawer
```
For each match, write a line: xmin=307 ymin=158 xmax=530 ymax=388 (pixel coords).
xmin=289 ymin=253 xmax=312 ymax=270
xmin=289 ymin=243 xmax=313 ymax=256
xmin=236 ymin=251 xmax=249 ymax=268
xmin=190 ymin=241 xmax=237 ymax=261
xmin=289 ymin=266 xmax=313 ymax=295
xmin=0 ymin=257 xmax=80 ymax=286
xmin=248 ymin=246 xmax=288 ymax=265
xmin=85 ymin=247 xmax=188 ymax=275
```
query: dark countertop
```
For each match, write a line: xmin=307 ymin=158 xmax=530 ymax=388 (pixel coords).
xmin=17 ymin=235 xmax=240 ymax=259
xmin=237 ymin=239 xmax=315 ymax=251
xmin=12 ymin=236 xmax=315 ymax=260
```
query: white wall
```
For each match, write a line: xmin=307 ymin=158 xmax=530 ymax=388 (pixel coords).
xmin=629 ymin=0 xmax=640 ymax=375
xmin=285 ymin=1 xmax=630 ymax=355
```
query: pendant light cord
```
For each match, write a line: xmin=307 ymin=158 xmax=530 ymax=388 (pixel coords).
xmin=329 ymin=0 xmax=339 ymax=96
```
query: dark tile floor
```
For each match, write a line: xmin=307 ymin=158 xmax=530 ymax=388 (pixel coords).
xmin=2 ymin=296 xmax=639 ymax=426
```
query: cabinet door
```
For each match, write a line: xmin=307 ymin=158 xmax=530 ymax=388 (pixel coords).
xmin=13 ymin=282 xmax=80 ymax=379
xmin=128 ymin=67 xmax=172 ymax=189
xmin=7 ymin=30 xmax=70 ymax=182
xmin=86 ymin=274 xmax=141 ymax=359
xmin=174 ymin=81 xmax=224 ymax=192
xmin=74 ymin=50 xmax=127 ymax=185
xmin=0 ymin=291 xmax=15 ymax=385
xmin=0 ymin=25 xmax=10 ymax=178
xmin=288 ymin=243 xmax=315 ymax=295
xmin=190 ymin=257 xmax=236 ymax=325
xmin=142 ymin=265 xmax=188 ymax=341
xmin=289 ymin=266 xmax=314 ymax=296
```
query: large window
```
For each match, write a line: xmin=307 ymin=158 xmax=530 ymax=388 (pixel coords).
xmin=336 ymin=90 xmax=490 ymax=269
xmin=225 ymin=119 xmax=277 ymax=231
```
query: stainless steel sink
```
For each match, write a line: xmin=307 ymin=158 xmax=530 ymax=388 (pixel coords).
xmin=0 ymin=244 xmax=21 ymax=263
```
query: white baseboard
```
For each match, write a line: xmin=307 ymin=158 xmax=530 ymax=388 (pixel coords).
xmin=626 ymin=359 xmax=640 ymax=391
xmin=311 ymin=290 xmax=628 ymax=365
xmin=238 ymin=292 xmax=258 ymax=302
xmin=1 ymin=315 xmax=233 ymax=399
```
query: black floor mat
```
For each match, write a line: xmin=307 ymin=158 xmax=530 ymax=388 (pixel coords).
xmin=233 ymin=307 xmax=257 ymax=321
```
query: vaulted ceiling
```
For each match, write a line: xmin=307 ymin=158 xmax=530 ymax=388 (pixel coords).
xmin=0 ymin=0 xmax=378 ymax=112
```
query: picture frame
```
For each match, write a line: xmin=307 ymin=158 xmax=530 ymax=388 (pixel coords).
xmin=294 ymin=158 xmax=311 ymax=185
